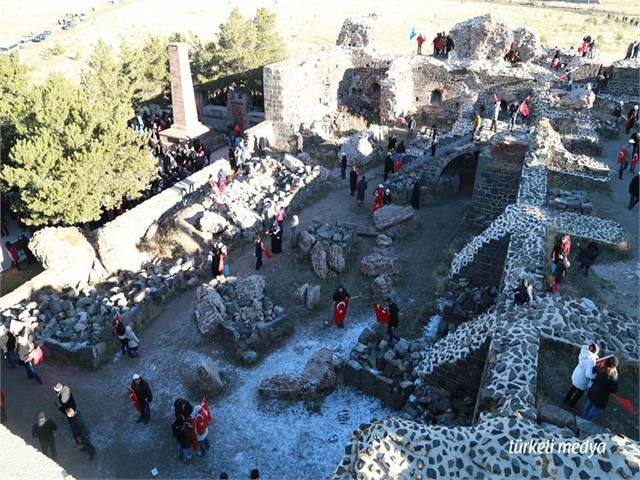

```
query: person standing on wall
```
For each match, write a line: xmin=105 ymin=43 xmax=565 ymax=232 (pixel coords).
xmin=416 ymin=33 xmax=424 ymax=55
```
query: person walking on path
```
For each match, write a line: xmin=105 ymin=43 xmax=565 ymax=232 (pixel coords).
xmin=340 ymin=155 xmax=347 ymax=179
xmin=254 ymin=236 xmax=265 ymax=270
xmin=472 ymin=112 xmax=482 ymax=141
xmin=582 ymin=356 xmax=619 ymax=421
xmin=563 ymin=343 xmax=599 ymax=411
xmin=625 ymin=105 xmax=639 ymax=134
xmin=332 ymin=286 xmax=351 ymax=329
xmin=17 ymin=333 xmax=42 ymax=384
xmin=32 ymin=411 xmax=58 ymax=460
xmin=618 ymin=142 xmax=630 ymax=179
xmin=383 ymin=153 xmax=394 ymax=182
xmin=131 ymin=374 xmax=152 ymax=424
xmin=490 ymin=101 xmax=500 ymax=133
xmin=54 ymin=383 xmax=76 ymax=416
xmin=276 ymin=206 xmax=285 ymax=231
xmin=410 ymin=180 xmax=421 ymax=210
xmin=386 ymin=299 xmax=400 ymax=344
xmin=0 ymin=325 xmax=20 ymax=368
xmin=124 ymin=325 xmax=140 ymax=358
xmin=5 ymin=241 xmax=20 ymax=270
xmin=290 ymin=215 xmax=300 ymax=249
xmin=356 ymin=175 xmax=368 ymax=206
xmin=349 ymin=166 xmax=359 ymax=196
xmin=296 ymin=133 xmax=304 ymax=155
xmin=612 ymin=101 xmax=624 ymax=130
xmin=629 ymin=173 xmax=639 ymax=210
xmin=65 ymin=408 xmax=96 ymax=461
xmin=172 ymin=414 xmax=192 ymax=463
xmin=407 ymin=116 xmax=417 ymax=140
xmin=575 ymin=241 xmax=600 ymax=277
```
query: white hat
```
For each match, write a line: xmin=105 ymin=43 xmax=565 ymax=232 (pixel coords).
xmin=53 ymin=383 xmax=63 ymax=392
xmin=629 ymin=139 xmax=636 ymax=144
xmin=132 ymin=374 xmax=140 ymax=380
xmin=378 ymin=184 xmax=384 ymax=189
xmin=635 ymin=105 xmax=639 ymax=110
xmin=385 ymin=189 xmax=390 ymax=193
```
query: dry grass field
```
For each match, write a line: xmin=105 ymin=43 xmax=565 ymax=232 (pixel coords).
xmin=1 ymin=0 xmax=638 ymax=83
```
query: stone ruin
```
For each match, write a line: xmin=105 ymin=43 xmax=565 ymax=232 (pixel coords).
xmin=298 ymin=221 xmax=356 ymax=279
xmin=336 ymin=17 xmax=377 ymax=48
xmin=193 ymin=275 xmax=290 ymax=365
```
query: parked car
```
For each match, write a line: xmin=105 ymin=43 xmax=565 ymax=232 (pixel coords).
xmin=17 ymin=39 xmax=31 ymax=48
xmin=62 ymin=21 xmax=75 ymax=30
xmin=42 ymin=30 xmax=52 ymax=37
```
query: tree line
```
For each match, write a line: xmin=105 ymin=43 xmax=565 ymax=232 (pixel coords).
xmin=0 ymin=7 xmax=286 ymax=228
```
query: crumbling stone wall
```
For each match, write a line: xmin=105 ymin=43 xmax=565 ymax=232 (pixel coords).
xmin=472 ymin=141 xmax=527 ymax=221
xmin=451 ymin=236 xmax=510 ymax=290
xmin=606 ymin=62 xmax=640 ymax=98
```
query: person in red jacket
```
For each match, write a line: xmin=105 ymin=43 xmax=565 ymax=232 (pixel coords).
xmin=5 ymin=241 xmax=20 ymax=270
xmin=191 ymin=402 xmax=211 ymax=457
xmin=618 ymin=142 xmax=630 ymax=179
xmin=550 ymin=233 xmax=571 ymax=293
xmin=416 ymin=33 xmax=424 ymax=55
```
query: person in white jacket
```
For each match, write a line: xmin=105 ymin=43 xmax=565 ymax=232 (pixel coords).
xmin=125 ymin=325 xmax=140 ymax=358
xmin=563 ymin=343 xmax=599 ymax=409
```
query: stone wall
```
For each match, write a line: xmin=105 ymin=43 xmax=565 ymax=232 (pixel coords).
xmin=471 ymin=139 xmax=527 ymax=221
xmin=605 ymin=61 xmax=640 ymax=98
xmin=452 ymin=236 xmax=510 ymax=288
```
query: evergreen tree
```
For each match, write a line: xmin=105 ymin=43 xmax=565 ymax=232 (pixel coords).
xmin=1 ymin=51 xmax=156 ymax=226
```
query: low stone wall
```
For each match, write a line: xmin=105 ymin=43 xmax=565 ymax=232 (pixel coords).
xmin=605 ymin=61 xmax=640 ymax=98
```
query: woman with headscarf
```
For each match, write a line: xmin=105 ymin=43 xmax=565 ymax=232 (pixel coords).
xmin=266 ymin=222 xmax=282 ymax=254
xmin=290 ymin=215 xmax=300 ymax=249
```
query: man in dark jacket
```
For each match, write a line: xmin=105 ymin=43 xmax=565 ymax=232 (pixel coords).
xmin=387 ymin=299 xmax=400 ymax=344
xmin=340 ymin=155 xmax=347 ymax=179
xmin=349 ymin=166 xmax=359 ymax=196
xmin=65 ymin=408 xmax=96 ymax=461
xmin=54 ymin=383 xmax=76 ymax=416
xmin=32 ymin=411 xmax=58 ymax=460
xmin=131 ymin=374 xmax=153 ymax=424
xmin=383 ymin=153 xmax=394 ymax=182
xmin=411 ymin=180 xmax=421 ymax=210
xmin=172 ymin=415 xmax=193 ymax=463
xmin=629 ymin=173 xmax=639 ymax=210
xmin=356 ymin=175 xmax=368 ymax=206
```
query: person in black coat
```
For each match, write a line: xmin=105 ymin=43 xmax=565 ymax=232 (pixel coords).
xmin=387 ymin=135 xmax=397 ymax=152
xmin=410 ymin=180 xmax=421 ymax=210
xmin=582 ymin=356 xmax=619 ymax=421
xmin=382 ymin=189 xmax=392 ymax=206
xmin=340 ymin=155 xmax=347 ymax=179
xmin=629 ymin=173 xmax=639 ymax=210
xmin=349 ymin=166 xmax=358 ymax=196
xmin=131 ymin=374 xmax=153 ymax=424
xmin=172 ymin=415 xmax=193 ymax=463
xmin=32 ymin=411 xmax=58 ymax=460
xmin=356 ymin=175 xmax=368 ymax=206
xmin=387 ymin=299 xmax=400 ymax=343
xmin=575 ymin=241 xmax=600 ymax=276
xmin=174 ymin=398 xmax=193 ymax=419
xmin=254 ymin=236 xmax=264 ymax=270
xmin=54 ymin=383 xmax=76 ymax=416
xmin=383 ymin=153 xmax=394 ymax=182
xmin=266 ymin=223 xmax=282 ymax=254
xmin=65 ymin=408 xmax=96 ymax=461
xmin=512 ymin=279 xmax=533 ymax=306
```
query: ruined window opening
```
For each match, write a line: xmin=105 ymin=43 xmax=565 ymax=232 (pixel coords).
xmin=430 ymin=89 xmax=442 ymax=106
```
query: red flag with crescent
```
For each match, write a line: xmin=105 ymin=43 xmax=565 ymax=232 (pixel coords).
xmin=373 ymin=303 xmax=390 ymax=324
xmin=518 ymin=101 xmax=529 ymax=117
xmin=617 ymin=148 xmax=627 ymax=164
xmin=200 ymin=398 xmax=212 ymax=424
xmin=128 ymin=387 xmax=141 ymax=412
xmin=185 ymin=417 xmax=199 ymax=451
xmin=596 ymin=355 xmax=614 ymax=365
xmin=333 ymin=298 xmax=350 ymax=325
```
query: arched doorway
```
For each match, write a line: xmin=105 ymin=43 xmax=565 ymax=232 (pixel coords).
xmin=430 ymin=89 xmax=443 ymax=107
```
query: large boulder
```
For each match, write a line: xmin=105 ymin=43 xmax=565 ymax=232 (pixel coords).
xmin=282 ymin=153 xmax=305 ymax=173
xmin=196 ymin=358 xmax=224 ymax=395
xmin=327 ymin=244 xmax=345 ymax=273
xmin=360 ymin=254 xmax=400 ymax=277
xmin=227 ymin=204 xmax=262 ymax=230
xmin=305 ymin=285 xmax=322 ymax=310
xmin=449 ymin=14 xmax=541 ymax=62
xmin=370 ymin=274 xmax=395 ymax=299
xmin=29 ymin=227 xmax=98 ymax=287
xmin=199 ymin=211 xmax=229 ymax=235
xmin=557 ymin=87 xmax=596 ymax=110
xmin=338 ymin=131 xmax=376 ymax=166
xmin=298 ymin=231 xmax=317 ymax=253
xmin=258 ymin=348 xmax=338 ymax=400
xmin=193 ymin=284 xmax=227 ymax=336
xmin=233 ymin=275 xmax=265 ymax=306
xmin=373 ymin=206 xmax=414 ymax=230
xmin=311 ymin=243 xmax=329 ymax=279
xmin=336 ymin=17 xmax=377 ymax=48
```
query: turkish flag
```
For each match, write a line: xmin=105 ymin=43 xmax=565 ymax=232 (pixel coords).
xmin=333 ymin=298 xmax=350 ymax=325
xmin=518 ymin=101 xmax=529 ymax=117
xmin=618 ymin=149 xmax=627 ymax=164
xmin=262 ymin=243 xmax=272 ymax=260
xmin=128 ymin=387 xmax=141 ymax=413
xmin=185 ymin=417 xmax=199 ymax=451
xmin=373 ymin=303 xmax=390 ymax=324
xmin=611 ymin=394 xmax=637 ymax=415
xmin=596 ymin=354 xmax=614 ymax=365
xmin=492 ymin=93 xmax=499 ymax=104
xmin=200 ymin=398 xmax=212 ymax=424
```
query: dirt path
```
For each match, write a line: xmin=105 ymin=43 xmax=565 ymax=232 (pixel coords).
xmin=1 ymin=155 xmax=472 ymax=479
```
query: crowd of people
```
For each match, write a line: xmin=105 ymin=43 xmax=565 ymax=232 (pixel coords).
xmin=413 ymin=31 xmax=454 ymax=56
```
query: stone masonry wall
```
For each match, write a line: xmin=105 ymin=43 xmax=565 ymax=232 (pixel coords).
xmin=452 ymin=236 xmax=510 ymax=288
xmin=471 ymin=150 xmax=524 ymax=221
xmin=605 ymin=63 xmax=640 ymax=98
